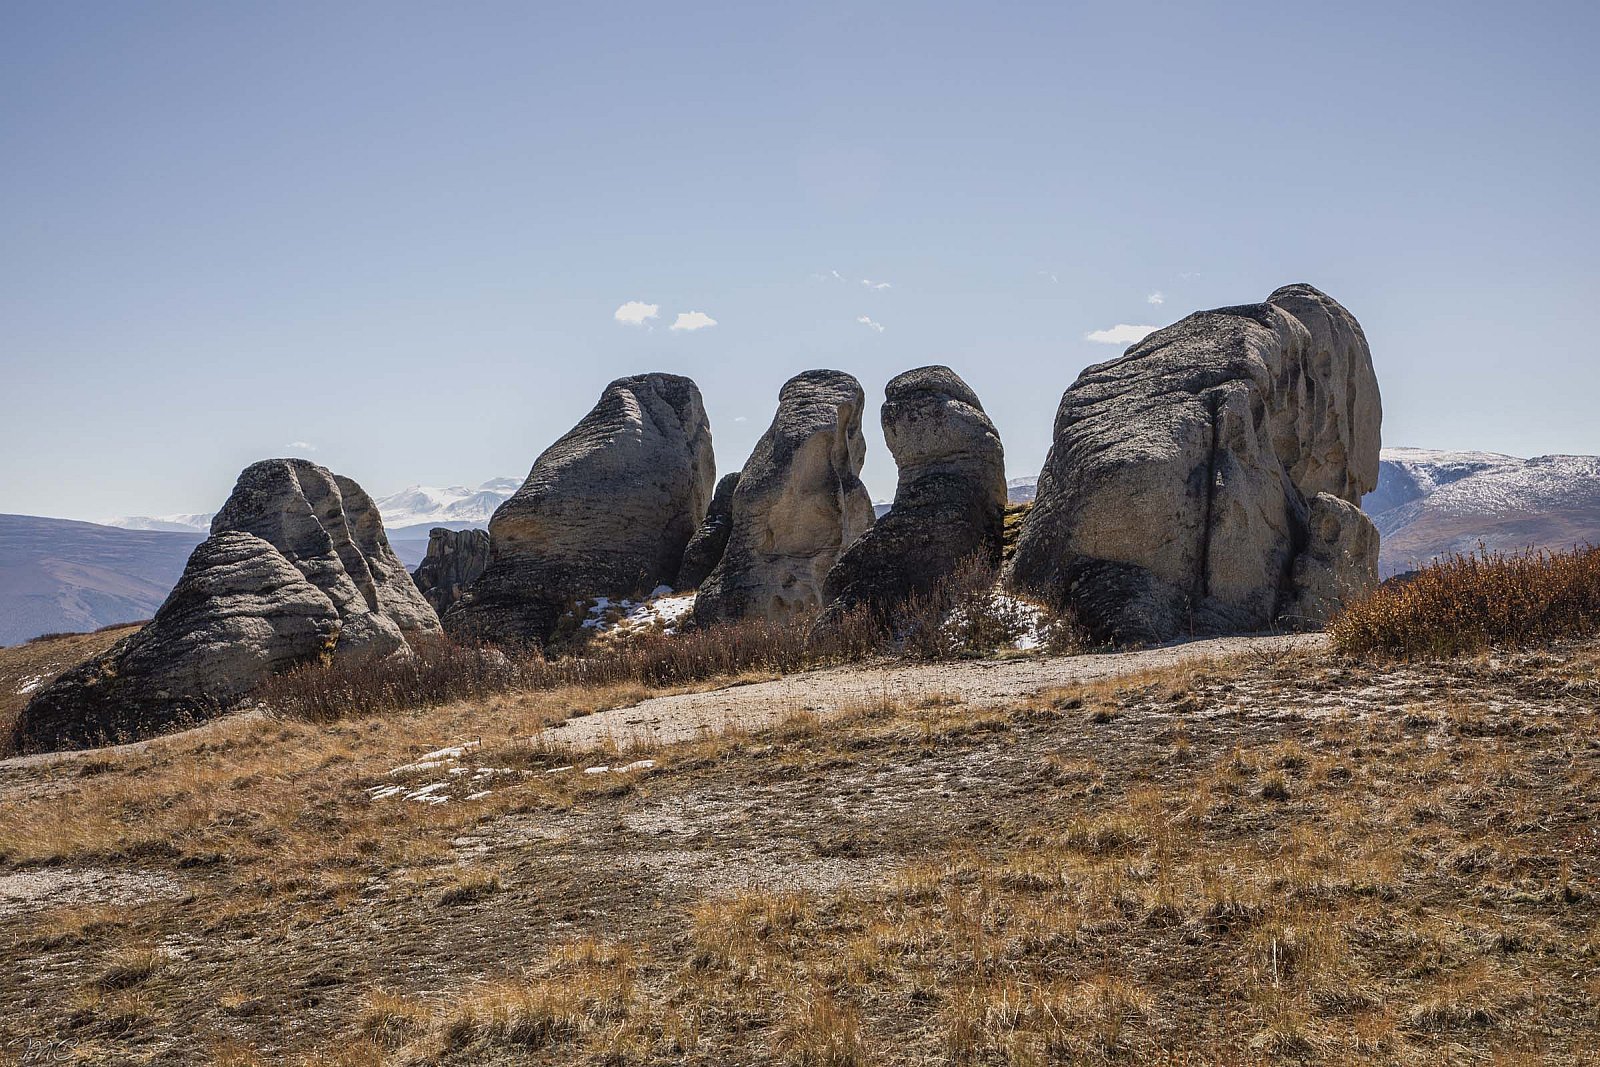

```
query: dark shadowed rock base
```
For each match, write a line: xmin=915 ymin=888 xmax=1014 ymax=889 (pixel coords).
xmin=412 ymin=528 xmax=490 ymax=614
xmin=445 ymin=373 xmax=715 ymax=646
xmin=823 ymin=366 xmax=1006 ymax=618
xmin=674 ymin=470 xmax=740 ymax=590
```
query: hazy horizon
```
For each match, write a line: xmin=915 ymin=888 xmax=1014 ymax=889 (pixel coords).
xmin=4 ymin=2 xmax=1596 ymax=523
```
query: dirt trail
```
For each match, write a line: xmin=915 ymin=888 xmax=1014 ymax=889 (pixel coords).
xmin=545 ymin=633 xmax=1324 ymax=750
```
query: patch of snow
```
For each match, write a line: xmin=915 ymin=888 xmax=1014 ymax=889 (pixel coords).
xmin=390 ymin=741 xmax=479 ymax=775
xmin=544 ymin=765 xmax=574 ymax=775
xmin=15 ymin=675 xmax=42 ymax=695
xmin=944 ymin=588 xmax=1051 ymax=651
xmin=617 ymin=759 xmax=657 ymax=773
xmin=465 ymin=790 xmax=493 ymax=801
xmin=581 ymin=590 xmax=698 ymax=637
xmin=583 ymin=765 xmax=611 ymax=775
xmin=406 ymin=782 xmax=450 ymax=804
xmin=367 ymin=784 xmax=405 ymax=800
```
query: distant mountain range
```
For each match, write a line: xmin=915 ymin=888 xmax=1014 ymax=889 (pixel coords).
xmin=1365 ymin=448 xmax=1600 ymax=577
xmin=6 ymin=453 xmax=1599 ymax=646
xmin=0 ymin=515 xmax=202 ymax=647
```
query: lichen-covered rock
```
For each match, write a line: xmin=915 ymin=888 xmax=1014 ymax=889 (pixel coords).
xmin=823 ymin=366 xmax=1005 ymax=616
xmin=694 ymin=371 xmax=874 ymax=625
xmin=12 ymin=459 xmax=441 ymax=753
xmin=674 ymin=471 xmax=740 ymax=590
xmin=445 ymin=373 xmax=715 ymax=644
xmin=412 ymin=528 xmax=490 ymax=614
xmin=1009 ymin=284 xmax=1381 ymax=643
xmin=1279 ymin=493 xmax=1381 ymax=624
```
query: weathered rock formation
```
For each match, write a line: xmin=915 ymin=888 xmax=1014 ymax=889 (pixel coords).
xmin=823 ymin=366 xmax=1005 ymax=616
xmin=674 ymin=471 xmax=740 ymax=590
xmin=212 ymin=459 xmax=440 ymax=657
xmin=12 ymin=459 xmax=440 ymax=752
xmin=694 ymin=371 xmax=874 ymax=625
xmin=411 ymin=528 xmax=491 ymax=614
xmin=445 ymin=373 xmax=715 ymax=644
xmin=1009 ymin=284 xmax=1381 ymax=643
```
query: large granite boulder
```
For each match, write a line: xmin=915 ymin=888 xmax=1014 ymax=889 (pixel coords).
xmin=213 ymin=459 xmax=440 ymax=657
xmin=673 ymin=470 xmax=740 ymax=590
xmin=445 ymin=373 xmax=715 ymax=644
xmin=1009 ymin=284 xmax=1381 ymax=643
xmin=411 ymin=528 xmax=491 ymax=614
xmin=694 ymin=371 xmax=874 ymax=625
xmin=823 ymin=366 xmax=1005 ymax=616
xmin=12 ymin=459 xmax=440 ymax=752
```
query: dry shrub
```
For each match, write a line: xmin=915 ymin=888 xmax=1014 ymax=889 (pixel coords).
xmin=260 ymin=608 xmax=881 ymax=723
xmin=893 ymin=554 xmax=1081 ymax=660
xmin=1331 ymin=546 xmax=1600 ymax=660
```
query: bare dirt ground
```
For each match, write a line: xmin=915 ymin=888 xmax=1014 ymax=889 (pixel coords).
xmin=546 ymin=633 xmax=1324 ymax=749
xmin=2 ymin=639 xmax=1599 ymax=1065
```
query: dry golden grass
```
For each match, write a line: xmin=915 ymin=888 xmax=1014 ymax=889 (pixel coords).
xmin=3 ymin=641 xmax=1599 ymax=1064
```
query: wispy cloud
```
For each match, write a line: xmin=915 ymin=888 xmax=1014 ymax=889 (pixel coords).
xmin=288 ymin=441 xmax=318 ymax=452
xmin=671 ymin=311 xmax=718 ymax=332
xmin=1037 ymin=270 xmax=1058 ymax=284
xmin=857 ymin=315 xmax=885 ymax=333
xmin=861 ymin=278 xmax=891 ymax=290
xmin=614 ymin=300 xmax=659 ymax=327
xmin=1147 ymin=291 xmax=1165 ymax=305
xmin=733 ymin=415 xmax=748 ymax=423
xmin=1179 ymin=271 xmax=1202 ymax=280
xmin=1085 ymin=324 xmax=1159 ymax=345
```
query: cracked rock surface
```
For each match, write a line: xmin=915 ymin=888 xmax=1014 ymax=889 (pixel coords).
xmin=1009 ymin=284 xmax=1381 ymax=643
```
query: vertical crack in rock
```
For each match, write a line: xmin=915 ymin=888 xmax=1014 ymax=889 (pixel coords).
xmin=1193 ymin=391 xmax=1223 ymax=607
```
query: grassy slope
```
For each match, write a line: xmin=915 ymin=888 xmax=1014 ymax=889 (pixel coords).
xmin=0 ymin=624 xmax=141 ymax=741
xmin=2 ymin=641 xmax=1598 ymax=1064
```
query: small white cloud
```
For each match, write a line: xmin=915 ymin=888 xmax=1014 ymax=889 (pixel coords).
xmin=1147 ymin=291 xmax=1165 ymax=305
xmin=856 ymin=315 xmax=885 ymax=333
xmin=614 ymin=301 xmax=660 ymax=327
xmin=861 ymin=278 xmax=891 ymax=290
xmin=1179 ymin=271 xmax=1202 ymax=279
xmin=733 ymin=415 xmax=749 ymax=423
xmin=670 ymin=311 xmax=718 ymax=331
xmin=1085 ymin=324 xmax=1160 ymax=344
xmin=288 ymin=441 xmax=318 ymax=452
xmin=830 ymin=269 xmax=844 ymax=281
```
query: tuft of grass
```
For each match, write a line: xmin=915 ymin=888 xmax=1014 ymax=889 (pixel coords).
xmin=92 ymin=946 xmax=163 ymax=991
xmin=437 ymin=868 xmax=502 ymax=906
xmin=1331 ymin=545 xmax=1600 ymax=660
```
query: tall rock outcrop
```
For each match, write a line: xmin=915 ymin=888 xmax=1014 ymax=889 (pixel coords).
xmin=823 ymin=366 xmax=1005 ymax=616
xmin=412 ymin=528 xmax=490 ymax=614
xmin=673 ymin=471 xmax=740 ymax=590
xmin=445 ymin=373 xmax=715 ymax=645
xmin=1009 ymin=284 xmax=1381 ymax=643
xmin=694 ymin=371 xmax=874 ymax=625
xmin=12 ymin=459 xmax=440 ymax=752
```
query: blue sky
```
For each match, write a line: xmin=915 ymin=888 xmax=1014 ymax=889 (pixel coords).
xmin=2 ymin=1 xmax=1596 ymax=520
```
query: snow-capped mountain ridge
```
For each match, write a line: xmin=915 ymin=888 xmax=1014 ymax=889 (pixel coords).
xmin=109 ymin=478 xmax=522 ymax=535
xmin=1367 ymin=448 xmax=1600 ymax=577
xmin=373 ymin=479 xmax=519 ymax=529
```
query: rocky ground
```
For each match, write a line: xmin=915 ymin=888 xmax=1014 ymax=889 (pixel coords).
xmin=2 ymin=638 xmax=1599 ymax=1065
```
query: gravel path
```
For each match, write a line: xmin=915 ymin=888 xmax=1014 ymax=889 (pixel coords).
xmin=545 ymin=633 xmax=1325 ymax=750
